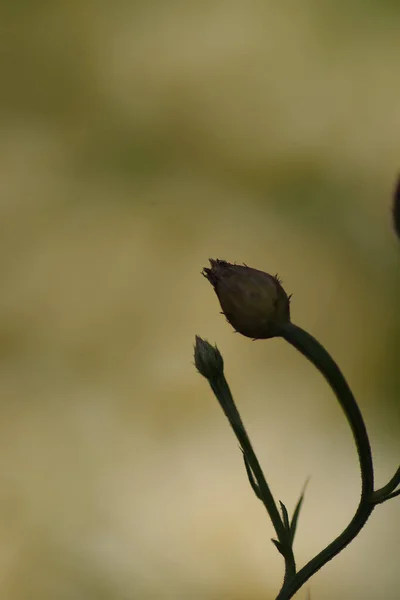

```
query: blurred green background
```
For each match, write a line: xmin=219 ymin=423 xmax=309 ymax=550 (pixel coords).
xmin=0 ymin=1 xmax=399 ymax=599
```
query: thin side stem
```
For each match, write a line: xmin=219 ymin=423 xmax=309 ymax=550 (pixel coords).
xmin=374 ymin=488 xmax=400 ymax=503
xmin=373 ymin=465 xmax=400 ymax=504
xmin=208 ymin=375 xmax=296 ymax=582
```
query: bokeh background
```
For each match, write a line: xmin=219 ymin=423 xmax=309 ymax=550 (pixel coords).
xmin=0 ymin=1 xmax=399 ymax=599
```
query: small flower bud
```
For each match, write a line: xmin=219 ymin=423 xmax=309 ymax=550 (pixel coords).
xmin=194 ymin=335 xmax=224 ymax=380
xmin=202 ymin=259 xmax=291 ymax=339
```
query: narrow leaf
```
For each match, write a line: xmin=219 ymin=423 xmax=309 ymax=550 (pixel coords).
xmin=241 ymin=447 xmax=262 ymax=500
xmin=290 ymin=478 xmax=310 ymax=543
xmin=271 ymin=538 xmax=286 ymax=557
xmin=279 ymin=500 xmax=290 ymax=533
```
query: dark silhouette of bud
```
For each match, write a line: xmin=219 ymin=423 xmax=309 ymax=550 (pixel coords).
xmin=194 ymin=335 xmax=224 ymax=380
xmin=393 ymin=175 xmax=400 ymax=240
xmin=202 ymin=259 xmax=290 ymax=339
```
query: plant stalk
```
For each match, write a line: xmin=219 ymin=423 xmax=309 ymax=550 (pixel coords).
xmin=275 ymin=322 xmax=375 ymax=598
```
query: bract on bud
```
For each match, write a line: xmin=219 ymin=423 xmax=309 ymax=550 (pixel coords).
xmin=202 ymin=259 xmax=290 ymax=339
xmin=194 ymin=336 xmax=224 ymax=380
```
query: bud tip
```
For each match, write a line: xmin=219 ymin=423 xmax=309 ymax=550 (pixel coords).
xmin=194 ymin=335 xmax=224 ymax=380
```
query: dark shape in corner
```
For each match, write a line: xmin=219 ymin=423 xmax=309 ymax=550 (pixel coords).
xmin=393 ymin=176 xmax=400 ymax=240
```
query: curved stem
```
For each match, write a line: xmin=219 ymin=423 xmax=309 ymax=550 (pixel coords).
xmin=274 ymin=322 xmax=375 ymax=598
xmin=280 ymin=323 xmax=374 ymax=500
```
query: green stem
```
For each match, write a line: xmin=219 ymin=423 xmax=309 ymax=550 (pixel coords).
xmin=373 ymin=465 xmax=400 ymax=504
xmin=280 ymin=323 xmax=374 ymax=500
xmin=208 ymin=375 xmax=296 ymax=582
xmin=276 ymin=500 xmax=374 ymax=599
xmin=375 ymin=488 xmax=400 ymax=503
xmin=275 ymin=322 xmax=375 ymax=599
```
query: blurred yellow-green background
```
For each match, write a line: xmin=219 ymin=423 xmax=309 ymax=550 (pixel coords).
xmin=0 ymin=2 xmax=399 ymax=599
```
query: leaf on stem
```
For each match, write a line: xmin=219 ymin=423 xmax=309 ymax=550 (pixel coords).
xmin=271 ymin=538 xmax=287 ymax=557
xmin=279 ymin=500 xmax=291 ymax=533
xmin=290 ymin=478 xmax=310 ymax=543
xmin=241 ymin=448 xmax=262 ymax=500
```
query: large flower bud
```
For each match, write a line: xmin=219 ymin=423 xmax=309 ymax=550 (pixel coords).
xmin=202 ymin=259 xmax=291 ymax=339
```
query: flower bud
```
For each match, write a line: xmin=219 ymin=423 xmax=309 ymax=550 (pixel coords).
xmin=202 ymin=259 xmax=290 ymax=339
xmin=194 ymin=335 xmax=224 ymax=380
